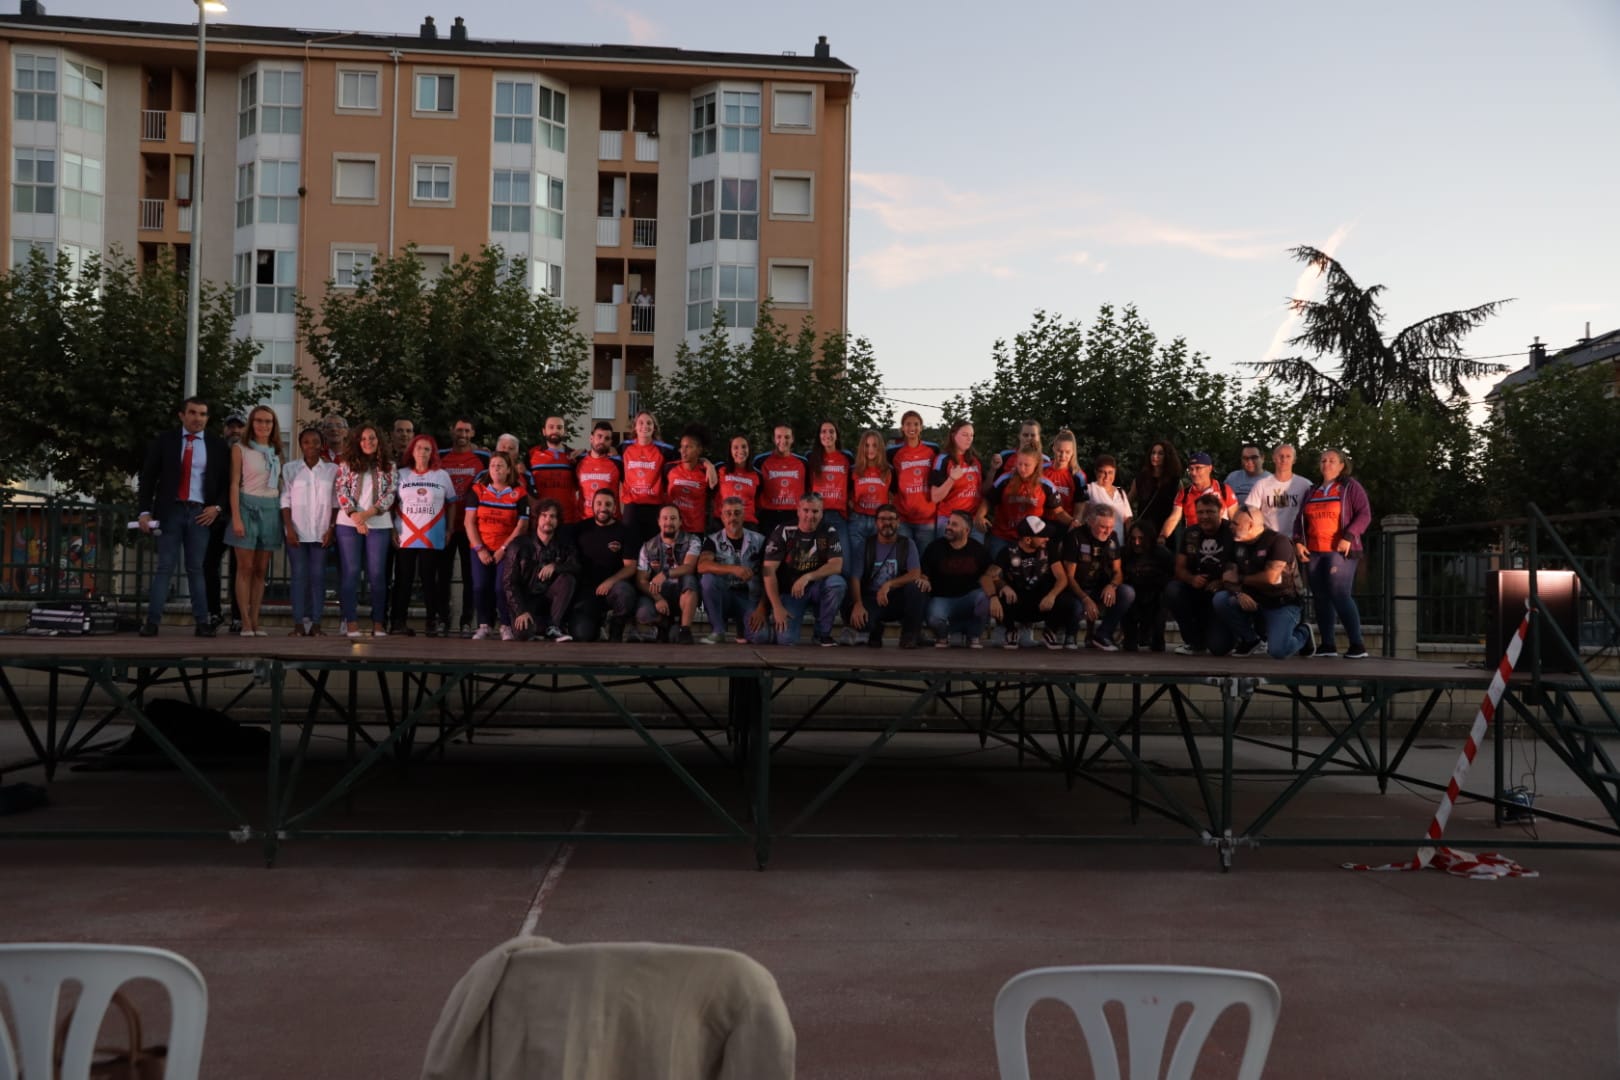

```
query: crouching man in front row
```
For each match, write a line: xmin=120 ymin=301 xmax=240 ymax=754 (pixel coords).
xmin=502 ymin=498 xmax=579 ymax=641
xmin=1211 ymin=505 xmax=1316 ymax=659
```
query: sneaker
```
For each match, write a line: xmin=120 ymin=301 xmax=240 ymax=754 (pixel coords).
xmin=1173 ymin=643 xmax=1205 ymax=656
xmin=934 ymin=637 xmax=951 ymax=650
xmin=459 ymin=622 xmax=473 ymax=639
xmin=1063 ymin=634 xmax=1080 ymax=652
xmin=838 ymin=627 xmax=858 ymax=647
xmin=372 ymin=628 xmax=388 ymax=638
xmin=471 ymin=624 xmax=491 ymax=641
xmin=1345 ymin=647 xmax=1369 ymax=659
xmin=1315 ymin=650 xmax=1340 ymax=659
xmin=1232 ymin=638 xmax=1263 ymax=658
xmin=734 ymin=635 xmax=751 ymax=645
xmin=1087 ymin=635 xmax=1120 ymax=652
xmin=194 ymin=624 xmax=216 ymax=638
xmin=499 ymin=625 xmax=515 ymax=642
xmin=138 ymin=623 xmax=159 ymax=637
xmin=546 ymin=626 xmax=574 ymax=643
xmin=390 ymin=625 xmax=414 ymax=637
xmin=701 ymin=632 xmax=726 ymax=645
xmin=676 ymin=627 xmax=695 ymax=645
xmin=815 ymin=632 xmax=838 ymax=647
xmin=968 ymin=636 xmax=983 ymax=650
xmin=1042 ymin=628 xmax=1064 ymax=651
xmin=1002 ymin=623 xmax=1019 ymax=649
xmin=866 ymin=632 xmax=884 ymax=649
xmin=229 ymin=619 xmax=243 ymax=634
xmin=1298 ymin=624 xmax=1316 ymax=658
xmin=898 ymin=634 xmax=919 ymax=650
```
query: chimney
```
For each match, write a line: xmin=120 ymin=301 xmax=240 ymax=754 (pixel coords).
xmin=813 ymin=35 xmax=830 ymax=59
xmin=1580 ymin=321 xmax=1592 ymax=344
xmin=20 ymin=0 xmax=46 ymax=15
xmin=450 ymin=16 xmax=467 ymax=42
xmin=1529 ymin=336 xmax=1547 ymax=371
xmin=420 ymin=15 xmax=438 ymax=40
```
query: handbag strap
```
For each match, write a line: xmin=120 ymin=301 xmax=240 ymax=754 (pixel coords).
xmin=53 ymin=989 xmax=153 ymax=1070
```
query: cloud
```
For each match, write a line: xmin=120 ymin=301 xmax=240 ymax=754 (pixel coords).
xmin=589 ymin=0 xmax=660 ymax=44
xmin=1261 ymin=223 xmax=1354 ymax=361
xmin=851 ymin=172 xmax=1274 ymax=289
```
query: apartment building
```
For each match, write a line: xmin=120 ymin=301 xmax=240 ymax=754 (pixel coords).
xmin=1 ymin=4 xmax=856 ymax=437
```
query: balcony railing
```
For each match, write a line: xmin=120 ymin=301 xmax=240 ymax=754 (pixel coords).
xmin=594 ymin=303 xmax=618 ymax=334
xmin=591 ymin=389 xmax=618 ymax=421
xmin=138 ymin=198 xmax=165 ymax=231
xmin=180 ymin=112 xmax=197 ymax=143
xmin=598 ymin=130 xmax=623 ymax=161
xmin=141 ymin=109 xmax=167 ymax=141
xmin=631 ymin=218 xmax=657 ymax=247
xmin=596 ymin=217 xmax=620 ymax=247
xmin=630 ymin=302 xmax=654 ymax=335
xmin=634 ymin=132 xmax=659 ymax=162
xmin=625 ymin=390 xmax=642 ymax=419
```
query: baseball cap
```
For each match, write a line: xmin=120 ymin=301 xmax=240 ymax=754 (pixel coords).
xmin=1016 ymin=515 xmax=1048 ymax=538
xmin=1188 ymin=452 xmax=1213 ymax=466
xmin=224 ymin=412 xmax=247 ymax=426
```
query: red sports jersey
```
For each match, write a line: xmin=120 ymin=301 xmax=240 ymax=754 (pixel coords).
xmin=850 ymin=465 xmax=892 ymax=517
xmin=717 ymin=464 xmax=760 ymax=523
xmin=996 ymin=449 xmax=1051 ymax=477
xmin=663 ymin=460 xmax=711 ymax=533
xmin=527 ymin=444 xmax=581 ymax=522
xmin=438 ymin=448 xmax=489 ymax=508
xmin=1044 ymin=464 xmax=1087 ymax=517
xmin=620 ymin=441 xmax=674 ymax=505
xmin=930 ymin=453 xmax=985 ymax=517
xmin=1173 ymin=480 xmax=1238 ymax=523
xmin=576 ymin=453 xmax=622 ymax=511
xmin=986 ymin=472 xmax=1057 ymax=540
xmin=754 ymin=452 xmax=808 ymax=513
xmin=886 ymin=442 xmax=938 ymax=526
xmin=809 ymin=449 xmax=853 ymax=514
xmin=467 ymin=478 xmax=528 ymax=550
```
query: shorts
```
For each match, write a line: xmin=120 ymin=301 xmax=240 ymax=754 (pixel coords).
xmin=225 ymin=493 xmax=283 ymax=551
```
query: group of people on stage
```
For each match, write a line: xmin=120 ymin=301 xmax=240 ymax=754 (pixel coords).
xmin=135 ymin=402 xmax=1373 ymax=658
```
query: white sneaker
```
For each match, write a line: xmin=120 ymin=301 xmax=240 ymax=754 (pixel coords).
xmin=1087 ymin=636 xmax=1120 ymax=653
xmin=1174 ymin=643 xmax=1205 ymax=656
xmin=471 ymin=624 xmax=491 ymax=640
xmin=702 ymin=632 xmax=726 ymax=645
xmin=499 ymin=625 xmax=515 ymax=641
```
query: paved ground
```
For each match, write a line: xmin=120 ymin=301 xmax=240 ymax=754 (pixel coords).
xmin=3 ymin=725 xmax=1619 ymax=1078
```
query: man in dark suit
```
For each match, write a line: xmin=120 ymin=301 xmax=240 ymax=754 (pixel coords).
xmin=136 ymin=397 xmax=229 ymax=636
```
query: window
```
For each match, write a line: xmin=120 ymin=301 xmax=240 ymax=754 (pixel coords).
xmin=260 ymin=68 xmax=303 ymax=134
xmin=333 ymin=248 xmax=374 ymax=288
xmin=13 ymin=54 xmax=57 ymax=122
xmin=688 ymin=180 xmax=715 ymax=244
xmin=719 ymin=179 xmax=758 ymax=240
xmin=538 ymin=86 xmax=566 ymax=152
xmin=773 ymin=88 xmax=813 ymax=130
xmin=537 ymin=173 xmax=564 ymax=238
xmin=257 ymin=159 xmax=300 ymax=224
xmin=12 ymin=149 xmax=55 ymax=214
xmin=535 ymin=261 xmax=563 ymax=299
xmin=62 ymin=61 xmax=104 ymax=133
xmin=491 ymin=169 xmax=531 ymax=232
xmin=61 ymin=152 xmax=103 ymax=223
xmin=253 ymin=249 xmax=297 ymax=314
xmin=690 ymin=92 xmax=716 ymax=157
xmin=718 ymin=264 xmax=757 ymax=329
xmin=413 ymin=161 xmax=453 ymax=203
xmin=416 ymin=72 xmax=456 ymax=114
xmin=721 ymin=90 xmax=760 ymax=153
xmin=769 ymin=262 xmax=811 ymax=306
xmin=418 ymin=251 xmax=451 ymax=282
xmin=233 ymin=251 xmax=253 ymax=315
xmin=770 ymin=173 xmax=813 ymax=218
xmin=333 ymin=156 xmax=378 ymax=202
xmin=494 ymin=80 xmax=533 ymax=143
xmin=686 ymin=265 xmax=714 ymax=331
xmin=254 ymin=339 xmax=297 ymax=377
xmin=238 ymin=73 xmax=257 ymax=138
xmin=235 ymin=163 xmax=255 ymax=228
xmin=11 ymin=239 xmax=55 ymax=269
xmin=337 ymin=69 xmax=379 ymax=111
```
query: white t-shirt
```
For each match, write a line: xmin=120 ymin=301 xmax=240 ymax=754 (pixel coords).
xmin=1245 ymin=474 xmax=1314 ymax=536
xmin=1085 ymin=482 xmax=1134 ymax=546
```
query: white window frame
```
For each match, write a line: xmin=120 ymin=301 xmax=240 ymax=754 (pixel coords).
xmin=770 ymin=86 xmax=815 ymax=134
xmin=720 ymin=90 xmax=761 ymax=153
xmin=769 ymin=171 xmax=814 ymax=221
xmin=534 ymin=261 xmax=563 ymax=300
xmin=332 ymin=153 xmax=379 ymax=204
xmin=331 ymin=246 xmax=376 ymax=289
xmin=537 ymin=84 xmax=567 ymax=152
xmin=12 ymin=148 xmax=56 ymax=215
xmin=493 ymin=79 xmax=534 ymax=144
xmin=413 ymin=69 xmax=458 ymax=118
xmin=252 ymin=248 xmax=298 ymax=314
xmin=253 ymin=338 xmax=298 ymax=378
xmin=717 ymin=263 xmax=757 ymax=329
xmin=60 ymin=151 xmax=103 ymax=224
xmin=13 ymin=53 xmax=58 ymax=123
xmin=62 ymin=59 xmax=105 ymax=134
xmin=335 ymin=66 xmax=381 ymax=114
xmin=688 ymin=179 xmax=715 ymax=244
xmin=11 ymin=239 xmax=56 ymax=269
xmin=410 ymin=157 xmax=456 ymax=206
xmin=719 ymin=178 xmax=758 ymax=241
xmin=690 ymin=91 xmax=716 ymax=158
xmin=415 ymin=246 xmax=454 ymax=283
xmin=256 ymin=158 xmax=300 ymax=225
xmin=767 ymin=259 xmax=812 ymax=308
xmin=537 ymin=172 xmax=564 ymax=239
xmin=491 ymin=168 xmax=532 ymax=233
xmin=235 ymin=163 xmax=255 ymax=228
xmin=686 ymin=265 xmax=715 ymax=332
xmin=258 ymin=66 xmax=303 ymax=135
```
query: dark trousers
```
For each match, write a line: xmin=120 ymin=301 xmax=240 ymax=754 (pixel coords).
xmin=860 ymin=581 xmax=926 ymax=640
xmin=391 ymin=547 xmax=445 ymax=630
xmin=1165 ymin=580 xmax=1216 ymax=650
xmin=1003 ymin=591 xmax=1081 ymax=635
xmin=146 ymin=501 xmax=212 ymax=626
xmin=621 ymin=504 xmax=661 ymax=555
xmin=757 ymin=509 xmax=795 ymax=539
xmin=569 ymin=579 xmax=638 ymax=641
xmin=434 ymin=530 xmax=475 ymax=630
xmin=204 ymin=518 xmax=239 ymax=623
xmin=1121 ymin=585 xmax=1166 ymax=651
xmin=512 ymin=572 xmax=578 ymax=639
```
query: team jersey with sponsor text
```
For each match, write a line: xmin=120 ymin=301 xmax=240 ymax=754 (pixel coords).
xmin=620 ymin=441 xmax=676 ymax=506
xmin=754 ymin=452 xmax=809 ymax=513
xmin=467 ymin=478 xmax=528 ymax=551
xmin=886 ymin=441 xmax=939 ymax=525
xmin=985 ymin=472 xmax=1058 ymax=541
xmin=851 ymin=465 xmax=893 ymax=517
xmin=809 ymin=449 xmax=853 ymax=514
xmin=527 ymin=444 xmax=582 ymax=522
xmin=928 ymin=453 xmax=985 ymax=517
xmin=576 ymin=453 xmax=623 ymax=512
xmin=1043 ymin=464 xmax=1089 ymax=518
xmin=395 ymin=468 xmax=454 ymax=549
xmin=663 ymin=460 xmax=712 ymax=533
xmin=716 ymin=464 xmax=760 ymax=523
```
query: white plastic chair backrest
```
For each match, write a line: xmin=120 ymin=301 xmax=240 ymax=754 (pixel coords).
xmin=0 ymin=943 xmax=208 ymax=1080
xmin=994 ymin=965 xmax=1280 ymax=1080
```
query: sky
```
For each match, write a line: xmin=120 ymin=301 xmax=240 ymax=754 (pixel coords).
xmin=56 ymin=0 xmax=1620 ymax=421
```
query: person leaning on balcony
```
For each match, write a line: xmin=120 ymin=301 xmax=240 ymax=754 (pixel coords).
xmin=1293 ymin=449 xmax=1371 ymax=659
xmin=136 ymin=396 xmax=230 ymax=637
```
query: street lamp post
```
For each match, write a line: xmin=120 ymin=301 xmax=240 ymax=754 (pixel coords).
xmin=183 ymin=0 xmax=227 ymax=399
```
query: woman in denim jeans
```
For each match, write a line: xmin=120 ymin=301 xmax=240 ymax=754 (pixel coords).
xmin=1293 ymin=449 xmax=1372 ymax=658
xmin=279 ymin=427 xmax=338 ymax=635
xmin=334 ymin=424 xmax=397 ymax=637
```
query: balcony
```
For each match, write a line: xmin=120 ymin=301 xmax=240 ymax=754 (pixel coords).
xmin=141 ymin=109 xmax=167 ymax=141
xmin=138 ymin=198 xmax=165 ymax=232
xmin=596 ymin=217 xmax=620 ymax=247
xmin=598 ymin=130 xmax=623 ymax=161
xmin=630 ymin=302 xmax=654 ymax=335
xmin=631 ymin=218 xmax=657 ymax=248
xmin=591 ymin=389 xmax=618 ymax=421
xmin=634 ymin=132 xmax=659 ymax=162
xmin=594 ymin=303 xmax=618 ymax=334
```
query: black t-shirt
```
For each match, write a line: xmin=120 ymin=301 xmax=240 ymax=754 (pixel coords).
xmin=1062 ymin=530 xmax=1120 ymax=594
xmin=1180 ymin=521 xmax=1235 ymax=580
xmin=1230 ymin=527 xmax=1300 ymax=608
xmin=763 ymin=523 xmax=843 ymax=590
xmin=569 ymin=520 xmax=632 ymax=589
xmin=920 ymin=537 xmax=992 ymax=599
xmin=994 ymin=543 xmax=1057 ymax=597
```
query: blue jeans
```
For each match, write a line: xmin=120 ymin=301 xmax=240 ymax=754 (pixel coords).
xmin=1307 ymin=552 xmax=1364 ymax=652
xmin=288 ymin=541 xmax=328 ymax=627
xmin=927 ymin=591 xmax=988 ymax=640
xmin=700 ymin=574 xmax=770 ymax=642
xmin=776 ymin=576 xmax=848 ymax=644
xmin=469 ymin=552 xmax=510 ymax=627
xmin=846 ymin=513 xmax=878 ymax=585
xmin=1079 ymin=583 xmax=1134 ymax=640
xmin=898 ymin=521 xmax=936 ymax=555
xmin=147 ymin=501 xmax=212 ymax=626
xmin=1210 ymin=592 xmax=1311 ymax=659
xmin=337 ymin=524 xmax=391 ymax=626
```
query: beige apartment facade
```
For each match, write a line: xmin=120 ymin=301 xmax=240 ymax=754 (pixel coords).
xmin=1 ymin=7 xmax=855 ymax=438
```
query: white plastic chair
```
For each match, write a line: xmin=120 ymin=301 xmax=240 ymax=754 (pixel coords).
xmin=0 ymin=943 xmax=209 ymax=1080
xmin=994 ymin=964 xmax=1280 ymax=1080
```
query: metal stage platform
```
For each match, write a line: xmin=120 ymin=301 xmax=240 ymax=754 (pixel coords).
xmin=2 ymin=636 xmax=1617 ymax=869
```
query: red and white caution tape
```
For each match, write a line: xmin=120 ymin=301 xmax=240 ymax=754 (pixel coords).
xmin=1343 ymin=607 xmax=1539 ymax=879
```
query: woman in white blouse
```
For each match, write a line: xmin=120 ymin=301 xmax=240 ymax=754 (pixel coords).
xmin=1086 ymin=454 xmax=1133 ymax=546
xmin=280 ymin=427 xmax=338 ymax=636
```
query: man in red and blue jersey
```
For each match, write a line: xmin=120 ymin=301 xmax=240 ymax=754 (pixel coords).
xmin=438 ymin=417 xmax=490 ymax=636
xmin=754 ymin=423 xmax=808 ymax=539
xmin=528 ymin=415 xmax=582 ymax=523
xmin=576 ymin=421 xmax=623 ymax=514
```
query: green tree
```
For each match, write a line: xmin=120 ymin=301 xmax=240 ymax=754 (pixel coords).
xmin=0 ymin=246 xmax=260 ymax=502
xmin=1305 ymin=391 xmax=1477 ymax=522
xmin=1484 ymin=363 xmax=1620 ymax=538
xmin=1251 ymin=245 xmax=1512 ymax=413
xmin=296 ymin=245 xmax=590 ymax=440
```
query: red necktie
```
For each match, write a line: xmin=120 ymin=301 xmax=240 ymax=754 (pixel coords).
xmin=177 ymin=433 xmax=196 ymax=501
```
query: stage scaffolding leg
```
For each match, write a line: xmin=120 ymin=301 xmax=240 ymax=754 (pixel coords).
xmin=754 ymin=674 xmax=772 ymax=869
xmin=263 ymin=661 xmax=284 ymax=866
